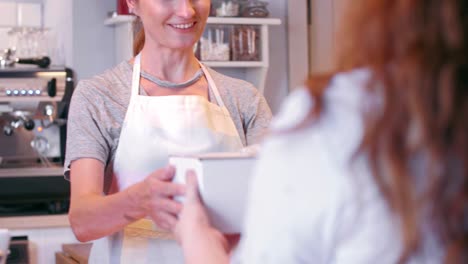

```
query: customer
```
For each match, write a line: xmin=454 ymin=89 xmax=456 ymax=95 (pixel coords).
xmin=175 ymin=0 xmax=467 ymax=263
xmin=64 ymin=0 xmax=271 ymax=263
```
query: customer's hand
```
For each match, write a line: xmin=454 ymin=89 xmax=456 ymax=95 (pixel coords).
xmin=174 ymin=171 xmax=234 ymax=263
xmin=132 ymin=165 xmax=186 ymax=231
xmin=174 ymin=171 xmax=214 ymax=243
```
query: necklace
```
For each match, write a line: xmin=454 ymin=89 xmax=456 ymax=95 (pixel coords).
xmin=140 ymin=68 xmax=204 ymax=89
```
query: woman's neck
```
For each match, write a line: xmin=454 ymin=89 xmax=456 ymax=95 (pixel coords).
xmin=140 ymin=44 xmax=200 ymax=83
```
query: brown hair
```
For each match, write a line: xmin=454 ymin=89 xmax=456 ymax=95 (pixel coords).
xmin=305 ymin=0 xmax=467 ymax=262
xmin=133 ymin=17 xmax=145 ymax=56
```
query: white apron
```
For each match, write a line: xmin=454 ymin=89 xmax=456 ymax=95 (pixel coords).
xmin=88 ymin=54 xmax=243 ymax=264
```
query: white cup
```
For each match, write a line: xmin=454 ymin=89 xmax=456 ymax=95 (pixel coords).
xmin=0 ymin=229 xmax=10 ymax=264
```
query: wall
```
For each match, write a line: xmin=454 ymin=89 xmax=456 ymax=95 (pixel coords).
xmin=287 ymin=0 xmax=310 ymax=91
xmin=72 ymin=0 xmax=116 ymax=80
xmin=44 ymin=0 xmax=72 ymax=67
xmin=263 ymin=0 xmax=289 ymax=113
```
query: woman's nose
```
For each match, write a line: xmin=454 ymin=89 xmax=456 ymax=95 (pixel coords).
xmin=175 ymin=0 xmax=196 ymax=18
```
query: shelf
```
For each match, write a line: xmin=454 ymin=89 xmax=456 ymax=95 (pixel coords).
xmin=105 ymin=15 xmax=281 ymax=26
xmin=104 ymin=14 xmax=136 ymax=26
xmin=203 ymin=61 xmax=266 ymax=68
xmin=207 ymin=17 xmax=281 ymax=25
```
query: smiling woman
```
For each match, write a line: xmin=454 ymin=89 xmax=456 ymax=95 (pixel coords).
xmin=130 ymin=0 xmax=210 ymax=51
xmin=65 ymin=0 xmax=272 ymax=263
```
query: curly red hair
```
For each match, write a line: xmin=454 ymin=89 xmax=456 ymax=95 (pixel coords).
xmin=306 ymin=0 xmax=467 ymax=262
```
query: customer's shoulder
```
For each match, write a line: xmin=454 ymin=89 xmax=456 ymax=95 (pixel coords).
xmin=326 ymin=68 xmax=372 ymax=105
xmin=262 ymin=69 xmax=373 ymax=189
xmin=332 ymin=68 xmax=372 ymax=87
xmin=270 ymin=88 xmax=312 ymax=131
xmin=271 ymin=68 xmax=371 ymax=132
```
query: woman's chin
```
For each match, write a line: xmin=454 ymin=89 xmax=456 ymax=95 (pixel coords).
xmin=168 ymin=41 xmax=199 ymax=52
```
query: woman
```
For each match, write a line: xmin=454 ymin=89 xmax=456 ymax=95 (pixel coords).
xmin=65 ymin=0 xmax=271 ymax=263
xmin=175 ymin=0 xmax=467 ymax=263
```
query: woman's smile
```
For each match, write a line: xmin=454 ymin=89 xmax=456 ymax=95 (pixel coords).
xmin=168 ymin=21 xmax=197 ymax=32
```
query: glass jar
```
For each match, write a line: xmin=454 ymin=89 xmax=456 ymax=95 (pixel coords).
xmin=214 ymin=0 xmax=240 ymax=17
xmin=200 ymin=25 xmax=231 ymax=61
xmin=230 ymin=25 xmax=260 ymax=61
xmin=240 ymin=0 xmax=269 ymax=18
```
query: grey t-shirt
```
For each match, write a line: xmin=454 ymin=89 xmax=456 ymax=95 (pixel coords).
xmin=64 ymin=61 xmax=272 ymax=185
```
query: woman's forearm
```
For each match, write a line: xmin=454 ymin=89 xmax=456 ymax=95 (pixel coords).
xmin=69 ymin=181 xmax=147 ymax=242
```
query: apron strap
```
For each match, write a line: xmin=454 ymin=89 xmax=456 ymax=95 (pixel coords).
xmin=199 ymin=62 xmax=225 ymax=108
xmin=199 ymin=62 xmax=244 ymax=145
xmin=131 ymin=54 xmax=142 ymax=97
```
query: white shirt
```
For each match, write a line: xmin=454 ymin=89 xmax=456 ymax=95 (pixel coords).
xmin=234 ymin=69 xmax=441 ymax=263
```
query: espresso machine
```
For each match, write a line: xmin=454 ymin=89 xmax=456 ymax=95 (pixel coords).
xmin=0 ymin=51 xmax=74 ymax=216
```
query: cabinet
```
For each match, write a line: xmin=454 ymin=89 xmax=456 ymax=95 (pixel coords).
xmin=104 ymin=15 xmax=281 ymax=94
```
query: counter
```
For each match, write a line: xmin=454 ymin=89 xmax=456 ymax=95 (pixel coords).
xmin=0 ymin=214 xmax=70 ymax=229
xmin=1 ymin=214 xmax=79 ymax=264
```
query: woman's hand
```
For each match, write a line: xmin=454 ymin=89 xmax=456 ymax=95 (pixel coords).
xmin=127 ymin=165 xmax=186 ymax=231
